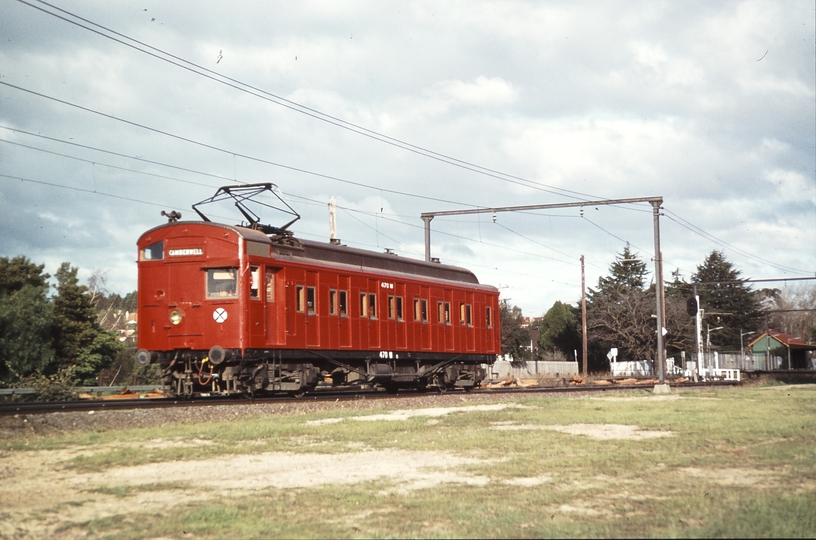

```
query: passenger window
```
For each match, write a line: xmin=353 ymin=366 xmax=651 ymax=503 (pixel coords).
xmin=250 ymin=266 xmax=260 ymax=300
xmin=444 ymin=302 xmax=451 ymax=325
xmin=329 ymin=289 xmax=338 ymax=316
xmin=369 ymin=293 xmax=377 ymax=319
xmin=413 ymin=298 xmax=421 ymax=322
xmin=396 ymin=296 xmax=403 ymax=321
xmin=339 ymin=290 xmax=348 ymax=317
xmin=360 ymin=292 xmax=369 ymax=318
xmin=421 ymin=299 xmax=428 ymax=323
xmin=388 ymin=295 xmax=395 ymax=320
xmin=206 ymin=269 xmax=237 ymax=298
xmin=141 ymin=240 xmax=164 ymax=260
xmin=466 ymin=304 xmax=473 ymax=327
xmin=486 ymin=306 xmax=493 ymax=329
xmin=296 ymin=285 xmax=305 ymax=312
xmin=307 ymin=286 xmax=316 ymax=314
xmin=460 ymin=303 xmax=466 ymax=325
xmin=266 ymin=270 xmax=275 ymax=302
xmin=437 ymin=301 xmax=444 ymax=323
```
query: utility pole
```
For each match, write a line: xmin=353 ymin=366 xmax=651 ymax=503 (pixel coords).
xmin=581 ymin=255 xmax=588 ymax=377
xmin=694 ymin=284 xmax=703 ymax=380
xmin=650 ymin=200 xmax=666 ymax=386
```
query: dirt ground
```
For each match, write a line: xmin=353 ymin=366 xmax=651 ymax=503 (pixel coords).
xmin=0 ymin=401 xmax=685 ymax=539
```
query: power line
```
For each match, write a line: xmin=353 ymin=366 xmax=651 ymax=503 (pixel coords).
xmin=7 ymin=3 xmax=807 ymax=283
xmin=0 ymin=172 xmax=166 ymax=209
xmin=0 ymin=81 xmax=499 ymax=210
xmin=21 ymin=0 xmax=599 ymax=202
xmin=0 ymin=137 xmax=217 ymax=190
xmin=0 ymin=125 xmax=237 ymax=184
xmin=663 ymin=209 xmax=811 ymax=275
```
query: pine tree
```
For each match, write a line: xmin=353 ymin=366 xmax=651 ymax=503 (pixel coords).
xmin=692 ymin=251 xmax=762 ymax=350
xmin=0 ymin=257 xmax=54 ymax=384
xmin=52 ymin=263 xmax=121 ymax=384
xmin=586 ymin=246 xmax=656 ymax=364
xmin=591 ymin=244 xmax=648 ymax=296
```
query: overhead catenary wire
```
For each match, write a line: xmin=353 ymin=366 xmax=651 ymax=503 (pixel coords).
xmin=5 ymin=3 xmax=808 ymax=286
xmin=0 ymin=128 xmax=587 ymax=267
xmin=19 ymin=0 xmax=597 ymax=203
xmin=0 ymin=81 xmax=500 ymax=210
xmin=663 ymin=209 xmax=810 ymax=275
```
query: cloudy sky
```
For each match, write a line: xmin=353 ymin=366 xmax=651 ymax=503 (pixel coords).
xmin=1 ymin=0 xmax=814 ymax=316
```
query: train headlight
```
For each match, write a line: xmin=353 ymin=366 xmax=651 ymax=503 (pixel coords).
xmin=169 ymin=309 xmax=183 ymax=325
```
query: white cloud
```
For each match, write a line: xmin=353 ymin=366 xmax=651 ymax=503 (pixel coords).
xmin=430 ymin=76 xmax=519 ymax=107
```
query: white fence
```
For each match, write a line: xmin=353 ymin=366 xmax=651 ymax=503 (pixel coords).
xmin=490 ymin=360 xmax=578 ymax=380
xmin=610 ymin=360 xmax=654 ymax=376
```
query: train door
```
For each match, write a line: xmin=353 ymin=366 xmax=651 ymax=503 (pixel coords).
xmin=486 ymin=299 xmax=497 ymax=353
xmin=265 ymin=267 xmax=284 ymax=345
xmin=444 ymin=289 xmax=454 ymax=351
xmin=395 ymin=283 xmax=407 ymax=349
xmin=357 ymin=283 xmax=369 ymax=349
xmin=368 ymin=278 xmax=380 ymax=349
xmin=168 ymin=264 xmax=203 ymax=349
xmin=137 ymin=261 xmax=168 ymax=351
xmin=466 ymin=292 xmax=475 ymax=352
xmin=338 ymin=276 xmax=352 ymax=348
xmin=306 ymin=271 xmax=320 ymax=347
xmin=421 ymin=285 xmax=431 ymax=350
xmin=286 ymin=276 xmax=307 ymax=346
xmin=248 ymin=265 xmax=265 ymax=346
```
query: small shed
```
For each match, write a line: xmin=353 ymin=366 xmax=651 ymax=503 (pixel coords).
xmin=748 ymin=331 xmax=816 ymax=370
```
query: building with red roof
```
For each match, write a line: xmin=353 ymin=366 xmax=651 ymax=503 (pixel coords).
xmin=748 ymin=331 xmax=816 ymax=370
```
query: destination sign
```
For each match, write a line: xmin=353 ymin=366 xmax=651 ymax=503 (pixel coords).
xmin=168 ymin=248 xmax=203 ymax=257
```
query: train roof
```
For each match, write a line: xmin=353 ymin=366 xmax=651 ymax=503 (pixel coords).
xmin=140 ymin=221 xmax=492 ymax=288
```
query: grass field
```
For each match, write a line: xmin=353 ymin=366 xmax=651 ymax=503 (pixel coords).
xmin=1 ymin=382 xmax=815 ymax=538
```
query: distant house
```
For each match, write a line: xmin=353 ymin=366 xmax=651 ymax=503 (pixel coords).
xmin=748 ymin=331 xmax=816 ymax=370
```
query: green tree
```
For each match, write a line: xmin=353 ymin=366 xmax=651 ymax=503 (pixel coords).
xmin=586 ymin=246 xmax=655 ymax=364
xmin=593 ymin=244 xmax=648 ymax=294
xmin=500 ymin=300 xmax=531 ymax=362
xmin=663 ymin=269 xmax=700 ymax=357
xmin=692 ymin=251 xmax=763 ymax=350
xmin=0 ymin=284 xmax=55 ymax=384
xmin=0 ymin=256 xmax=51 ymax=294
xmin=0 ymin=256 xmax=54 ymax=384
xmin=538 ymin=301 xmax=581 ymax=361
xmin=52 ymin=263 xmax=121 ymax=385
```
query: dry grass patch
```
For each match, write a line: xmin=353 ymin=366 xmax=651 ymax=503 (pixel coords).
xmin=491 ymin=421 xmax=674 ymax=440
xmin=680 ymin=466 xmax=779 ymax=487
xmin=305 ymin=402 xmax=525 ymax=425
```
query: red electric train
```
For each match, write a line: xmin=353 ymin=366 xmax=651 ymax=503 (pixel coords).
xmin=135 ymin=184 xmax=500 ymax=396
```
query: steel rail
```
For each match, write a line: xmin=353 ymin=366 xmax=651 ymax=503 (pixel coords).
xmin=0 ymin=380 xmax=739 ymax=417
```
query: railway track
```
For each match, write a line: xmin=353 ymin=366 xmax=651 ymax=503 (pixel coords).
xmin=0 ymin=380 xmax=739 ymax=416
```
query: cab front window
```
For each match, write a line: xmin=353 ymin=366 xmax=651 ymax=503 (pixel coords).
xmin=141 ymin=240 xmax=164 ymax=260
xmin=207 ymin=269 xmax=238 ymax=298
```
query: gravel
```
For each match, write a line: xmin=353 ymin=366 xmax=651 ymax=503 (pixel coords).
xmin=0 ymin=391 xmax=534 ymax=439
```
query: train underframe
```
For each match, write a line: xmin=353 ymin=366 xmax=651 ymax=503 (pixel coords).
xmin=139 ymin=347 xmax=489 ymax=397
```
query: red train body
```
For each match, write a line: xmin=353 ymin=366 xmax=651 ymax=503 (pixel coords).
xmin=136 ymin=219 xmax=500 ymax=396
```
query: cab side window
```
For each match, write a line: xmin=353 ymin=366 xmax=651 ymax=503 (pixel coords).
xmin=206 ymin=269 xmax=237 ymax=298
